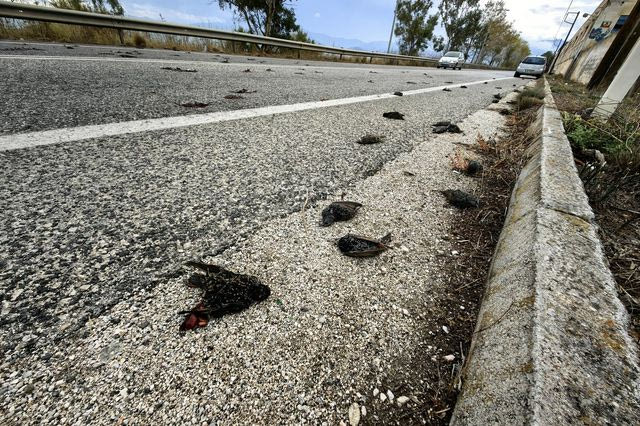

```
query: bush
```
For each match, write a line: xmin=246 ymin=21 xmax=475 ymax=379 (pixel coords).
xmin=516 ymin=84 xmax=545 ymax=111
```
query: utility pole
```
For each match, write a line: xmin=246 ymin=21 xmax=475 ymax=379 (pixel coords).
xmin=549 ymin=11 xmax=580 ymax=74
xmin=387 ymin=0 xmax=399 ymax=54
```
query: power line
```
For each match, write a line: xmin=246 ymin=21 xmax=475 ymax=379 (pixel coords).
xmin=552 ymin=0 xmax=575 ymax=49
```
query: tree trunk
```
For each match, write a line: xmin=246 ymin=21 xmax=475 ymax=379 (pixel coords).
xmin=264 ymin=0 xmax=275 ymax=38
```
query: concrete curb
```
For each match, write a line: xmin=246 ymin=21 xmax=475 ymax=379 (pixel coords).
xmin=450 ymin=78 xmax=640 ymax=425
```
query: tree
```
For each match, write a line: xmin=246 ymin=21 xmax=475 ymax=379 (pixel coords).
xmin=541 ymin=50 xmax=555 ymax=70
xmin=291 ymin=29 xmax=314 ymax=44
xmin=217 ymin=0 xmax=300 ymax=39
xmin=470 ymin=0 xmax=507 ymax=62
xmin=393 ymin=0 xmax=438 ymax=56
xmin=438 ymin=0 xmax=480 ymax=52
xmin=50 ymin=0 xmax=124 ymax=15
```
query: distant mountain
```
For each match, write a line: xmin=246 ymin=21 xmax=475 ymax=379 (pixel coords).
xmin=307 ymin=32 xmax=393 ymax=53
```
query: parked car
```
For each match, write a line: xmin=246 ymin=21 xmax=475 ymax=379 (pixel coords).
xmin=437 ymin=51 xmax=465 ymax=70
xmin=514 ymin=56 xmax=547 ymax=78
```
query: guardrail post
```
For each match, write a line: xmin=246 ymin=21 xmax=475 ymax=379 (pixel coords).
xmin=339 ymin=53 xmax=342 ymax=61
xmin=369 ymin=56 xmax=373 ymax=64
xmin=231 ymin=41 xmax=236 ymax=54
xmin=297 ymin=49 xmax=301 ymax=59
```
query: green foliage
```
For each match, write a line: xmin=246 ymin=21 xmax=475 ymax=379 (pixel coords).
xmin=563 ymin=115 xmax=623 ymax=154
xmin=465 ymin=0 xmax=530 ymax=67
xmin=50 ymin=0 xmax=124 ymax=15
xmin=291 ymin=30 xmax=314 ymax=44
xmin=217 ymin=0 xmax=299 ymax=39
xmin=393 ymin=0 xmax=438 ymax=56
xmin=515 ymin=86 xmax=545 ymax=111
xmin=437 ymin=0 xmax=480 ymax=52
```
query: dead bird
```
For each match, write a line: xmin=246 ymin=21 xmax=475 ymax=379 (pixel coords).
xmin=460 ymin=85 xmax=468 ymax=89
xmin=442 ymin=88 xmax=452 ymax=92
xmin=243 ymin=68 xmax=251 ymax=72
xmin=466 ymin=160 xmax=483 ymax=176
xmin=180 ymin=101 xmax=210 ymax=108
xmin=441 ymin=190 xmax=479 ymax=209
xmin=234 ymin=88 xmax=257 ymax=94
xmin=368 ymin=80 xmax=374 ymax=83
xmin=161 ymin=67 xmax=197 ymax=73
xmin=357 ymin=134 xmax=385 ymax=145
xmin=321 ymin=201 xmax=363 ymax=226
xmin=445 ymin=81 xmax=454 ymax=84
xmin=393 ymin=91 xmax=404 ymax=96
xmin=179 ymin=261 xmax=271 ymax=331
xmin=383 ymin=112 xmax=405 ymax=120
xmin=266 ymin=68 xmax=274 ymax=72
xmin=338 ymin=233 xmax=392 ymax=258
xmin=432 ymin=121 xmax=462 ymax=134
xmin=224 ymin=95 xmax=244 ymax=100
xmin=406 ymin=81 xmax=417 ymax=84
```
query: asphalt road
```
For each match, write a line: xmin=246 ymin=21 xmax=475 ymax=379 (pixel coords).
xmin=0 ymin=41 xmax=518 ymax=424
xmin=1 ymin=41 xmax=511 ymax=134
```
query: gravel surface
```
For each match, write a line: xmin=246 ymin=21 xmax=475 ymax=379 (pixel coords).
xmin=0 ymin=94 xmax=513 ymax=425
xmin=0 ymin=42 xmax=512 ymax=133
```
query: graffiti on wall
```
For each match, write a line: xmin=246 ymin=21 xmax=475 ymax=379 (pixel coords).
xmin=589 ymin=15 xmax=629 ymax=42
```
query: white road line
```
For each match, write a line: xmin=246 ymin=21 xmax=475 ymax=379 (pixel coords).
xmin=0 ymin=77 xmax=513 ymax=151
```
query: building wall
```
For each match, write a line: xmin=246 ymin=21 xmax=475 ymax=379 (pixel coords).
xmin=554 ymin=0 xmax=636 ymax=85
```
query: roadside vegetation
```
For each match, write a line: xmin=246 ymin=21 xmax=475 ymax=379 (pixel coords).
xmin=549 ymin=75 xmax=640 ymax=338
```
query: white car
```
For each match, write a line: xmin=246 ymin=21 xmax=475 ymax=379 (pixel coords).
xmin=437 ymin=51 xmax=465 ymax=70
xmin=514 ymin=56 xmax=547 ymax=78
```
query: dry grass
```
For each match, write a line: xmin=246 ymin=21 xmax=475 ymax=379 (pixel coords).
xmin=450 ymin=149 xmax=470 ymax=172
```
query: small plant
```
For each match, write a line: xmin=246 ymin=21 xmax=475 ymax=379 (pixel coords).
xmin=516 ymin=85 xmax=545 ymax=111
xmin=450 ymin=149 xmax=469 ymax=171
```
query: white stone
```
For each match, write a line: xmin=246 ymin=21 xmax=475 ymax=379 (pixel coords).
xmin=348 ymin=403 xmax=360 ymax=426
xmin=386 ymin=390 xmax=394 ymax=402
xmin=397 ymin=396 xmax=410 ymax=406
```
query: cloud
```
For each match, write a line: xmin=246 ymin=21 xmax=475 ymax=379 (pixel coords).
xmin=126 ymin=2 xmax=226 ymax=25
xmin=314 ymin=12 xmax=321 ymax=18
xmin=497 ymin=0 xmax=600 ymax=53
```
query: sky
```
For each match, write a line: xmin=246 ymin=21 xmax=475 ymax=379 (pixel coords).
xmin=119 ymin=0 xmax=603 ymax=55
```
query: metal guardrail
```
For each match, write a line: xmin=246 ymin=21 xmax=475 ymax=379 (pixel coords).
xmin=0 ymin=1 xmax=438 ymax=65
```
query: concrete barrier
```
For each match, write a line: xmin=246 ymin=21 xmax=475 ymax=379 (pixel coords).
xmin=450 ymin=79 xmax=640 ymax=425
